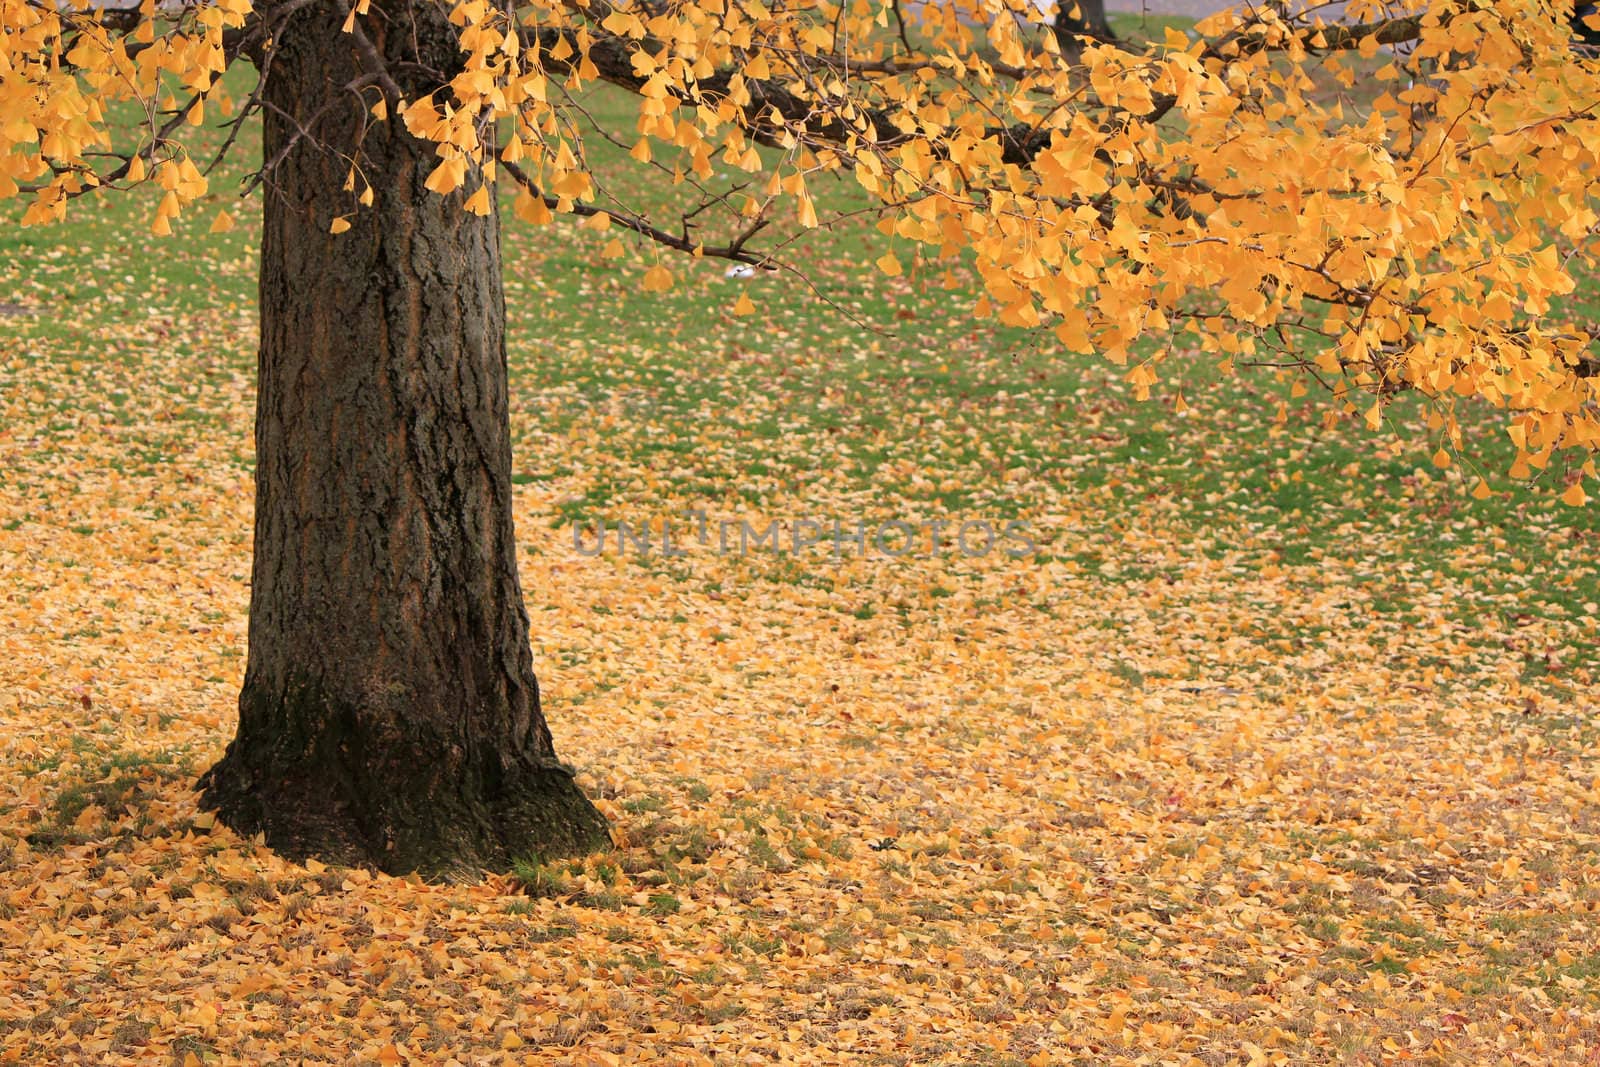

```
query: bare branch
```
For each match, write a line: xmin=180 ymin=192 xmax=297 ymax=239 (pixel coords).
xmin=500 ymin=158 xmax=777 ymax=267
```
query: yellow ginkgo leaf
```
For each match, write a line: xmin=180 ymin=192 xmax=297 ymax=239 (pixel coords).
xmin=330 ymin=217 xmax=352 ymax=234
xmin=424 ymin=157 xmax=463 ymax=195
xmin=209 ymin=209 xmax=234 ymax=234
xmin=514 ymin=190 xmax=552 ymax=225
xmin=642 ymin=264 xmax=673 ymax=292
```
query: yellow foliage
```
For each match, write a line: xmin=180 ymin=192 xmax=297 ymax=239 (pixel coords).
xmin=1 ymin=0 xmax=1598 ymax=476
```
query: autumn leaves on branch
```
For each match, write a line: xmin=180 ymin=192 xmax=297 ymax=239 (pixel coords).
xmin=5 ymin=0 xmax=1600 ymax=494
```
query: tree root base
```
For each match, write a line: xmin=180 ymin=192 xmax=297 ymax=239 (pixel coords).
xmin=197 ymin=742 xmax=610 ymax=882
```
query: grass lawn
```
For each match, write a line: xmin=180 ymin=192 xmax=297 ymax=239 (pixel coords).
xmin=2 ymin=34 xmax=1599 ymax=1065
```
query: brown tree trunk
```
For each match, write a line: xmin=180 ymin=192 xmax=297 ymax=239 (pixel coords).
xmin=197 ymin=0 xmax=608 ymax=879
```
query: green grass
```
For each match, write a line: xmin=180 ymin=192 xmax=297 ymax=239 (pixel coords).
xmin=2 ymin=43 xmax=1598 ymax=703
xmin=496 ymin=81 xmax=1600 ymax=697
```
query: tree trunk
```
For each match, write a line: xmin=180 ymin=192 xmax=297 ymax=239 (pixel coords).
xmin=1577 ymin=1 xmax=1600 ymax=47
xmin=197 ymin=0 xmax=608 ymax=879
xmin=1053 ymin=0 xmax=1116 ymax=53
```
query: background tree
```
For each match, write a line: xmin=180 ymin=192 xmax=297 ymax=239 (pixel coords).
xmin=2 ymin=0 xmax=1598 ymax=876
xmin=1053 ymin=0 xmax=1117 ymax=55
xmin=1576 ymin=0 xmax=1600 ymax=46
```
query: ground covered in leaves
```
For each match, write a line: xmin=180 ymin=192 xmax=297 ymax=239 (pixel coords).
xmin=5 ymin=73 xmax=1600 ymax=1066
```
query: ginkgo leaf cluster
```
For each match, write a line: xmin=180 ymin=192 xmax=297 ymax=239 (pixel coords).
xmin=4 ymin=0 xmax=1599 ymax=487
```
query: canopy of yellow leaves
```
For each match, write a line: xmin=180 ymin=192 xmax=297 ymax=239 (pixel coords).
xmin=4 ymin=0 xmax=1600 ymax=480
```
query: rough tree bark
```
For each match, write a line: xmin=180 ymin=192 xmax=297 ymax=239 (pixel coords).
xmin=197 ymin=0 xmax=609 ymax=879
